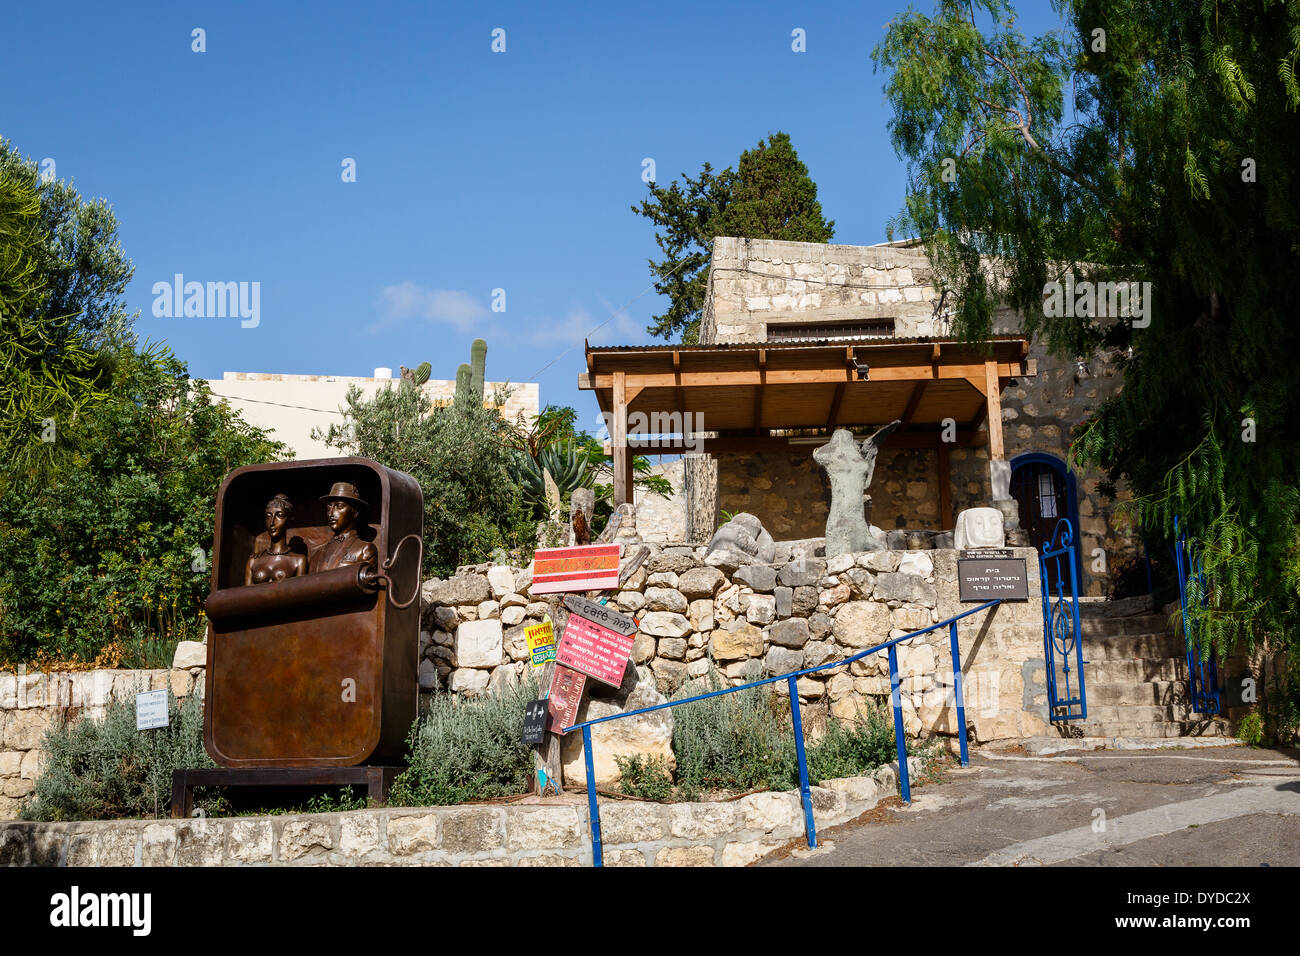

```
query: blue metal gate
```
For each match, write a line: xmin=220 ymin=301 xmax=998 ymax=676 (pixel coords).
xmin=1174 ymin=517 xmax=1221 ymax=715
xmin=1041 ymin=518 xmax=1086 ymax=721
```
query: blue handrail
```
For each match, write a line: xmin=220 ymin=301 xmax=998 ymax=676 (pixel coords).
xmin=566 ymin=598 xmax=1002 ymax=867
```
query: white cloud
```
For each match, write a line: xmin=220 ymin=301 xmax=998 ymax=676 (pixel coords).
xmin=373 ymin=282 xmax=489 ymax=332
xmin=527 ymin=301 xmax=641 ymax=346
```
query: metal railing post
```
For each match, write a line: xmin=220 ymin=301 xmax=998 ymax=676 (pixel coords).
xmin=888 ymin=644 xmax=910 ymax=804
xmin=948 ymin=620 xmax=969 ymax=768
xmin=583 ymin=724 xmax=603 ymax=868
xmin=788 ymin=675 xmax=817 ymax=849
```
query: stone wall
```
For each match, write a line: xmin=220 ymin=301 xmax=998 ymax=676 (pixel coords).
xmin=0 ymin=758 xmax=918 ymax=867
xmin=423 ymin=543 xmax=1052 ymax=785
xmin=0 ymin=665 xmax=206 ymax=821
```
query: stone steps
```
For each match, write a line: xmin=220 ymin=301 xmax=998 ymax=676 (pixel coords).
xmin=1078 ymin=615 xmax=1171 ymax=637
xmin=1072 ymin=719 xmax=1230 ymax=739
xmin=1084 ymin=658 xmax=1189 ymax=683
xmin=1084 ymin=680 xmax=1189 ymax=706
xmin=1082 ymin=632 xmax=1186 ymax=660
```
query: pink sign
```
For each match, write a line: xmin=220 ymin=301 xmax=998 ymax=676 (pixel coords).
xmin=556 ymin=612 xmax=636 ymax=688
xmin=531 ymin=545 xmax=621 ymax=594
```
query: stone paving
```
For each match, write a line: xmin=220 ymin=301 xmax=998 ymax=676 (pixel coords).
xmin=761 ymin=745 xmax=1300 ymax=867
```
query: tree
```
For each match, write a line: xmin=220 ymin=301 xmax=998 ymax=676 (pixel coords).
xmin=316 ymin=382 xmax=537 ymax=577
xmin=873 ymin=1 xmax=1300 ymax=655
xmin=0 ymin=346 xmax=289 ymax=666
xmin=633 ymin=132 xmax=836 ymax=343
xmin=0 ymin=140 xmax=137 ymax=467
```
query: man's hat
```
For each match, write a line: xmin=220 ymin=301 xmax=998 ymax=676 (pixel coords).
xmin=320 ymin=481 xmax=368 ymax=509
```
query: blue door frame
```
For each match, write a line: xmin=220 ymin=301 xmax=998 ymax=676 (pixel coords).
xmin=1011 ymin=452 xmax=1084 ymax=587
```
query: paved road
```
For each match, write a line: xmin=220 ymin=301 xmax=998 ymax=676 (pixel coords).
xmin=762 ymin=745 xmax=1300 ymax=867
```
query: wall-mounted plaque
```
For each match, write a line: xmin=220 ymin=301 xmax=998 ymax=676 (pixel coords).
xmin=958 ymin=557 xmax=1030 ymax=601
xmin=521 ymin=700 xmax=548 ymax=745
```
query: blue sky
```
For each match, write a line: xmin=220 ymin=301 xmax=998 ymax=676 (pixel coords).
xmin=4 ymin=0 xmax=1064 ymax=428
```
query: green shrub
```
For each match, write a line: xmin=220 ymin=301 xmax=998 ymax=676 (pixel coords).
xmin=1236 ymin=712 xmax=1265 ymax=746
xmin=388 ymin=675 xmax=540 ymax=806
xmin=614 ymin=753 xmax=674 ymax=801
xmin=21 ymin=690 xmax=217 ymax=821
xmin=807 ymin=699 xmax=900 ymax=782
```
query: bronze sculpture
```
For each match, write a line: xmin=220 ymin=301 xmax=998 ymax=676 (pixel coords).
xmin=312 ymin=481 xmax=379 ymax=574
xmin=244 ymin=493 xmax=308 ymax=584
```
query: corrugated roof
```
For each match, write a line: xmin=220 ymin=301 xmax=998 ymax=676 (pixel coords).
xmin=585 ymin=335 xmax=1026 ymax=353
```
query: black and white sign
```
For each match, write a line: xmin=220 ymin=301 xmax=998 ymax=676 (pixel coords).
xmin=562 ymin=594 xmax=636 ymax=636
xmin=960 ymin=548 xmax=1014 ymax=560
xmin=958 ymin=558 xmax=1030 ymax=601
xmin=136 ymin=689 xmax=169 ymax=730
xmin=521 ymin=699 xmax=549 ymax=745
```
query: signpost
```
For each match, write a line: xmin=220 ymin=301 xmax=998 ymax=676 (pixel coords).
xmin=531 ymin=544 xmax=622 ymax=594
xmin=556 ymin=612 xmax=637 ymax=688
xmin=521 ymin=700 xmax=549 ymax=746
xmin=547 ymin=666 xmax=587 ymax=734
xmin=562 ymin=594 xmax=637 ymax=635
xmin=136 ymin=689 xmax=169 ymax=731
xmin=958 ymin=553 xmax=1030 ymax=601
xmin=525 ymin=619 xmax=557 ymax=668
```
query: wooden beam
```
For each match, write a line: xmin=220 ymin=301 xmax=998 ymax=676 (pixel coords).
xmin=673 ymin=351 xmax=685 ymax=422
xmin=578 ymin=362 xmax=1022 ymax=391
xmin=899 ymin=380 xmax=928 ymax=427
xmin=613 ymin=371 xmax=630 ymax=506
xmin=984 ymin=360 xmax=1005 ymax=461
xmin=611 ymin=430 xmax=981 ymax=455
xmin=937 ymin=443 xmax=953 ymax=529
xmin=826 ymin=382 xmax=846 ymax=429
xmin=753 ymin=350 xmax=767 ymax=432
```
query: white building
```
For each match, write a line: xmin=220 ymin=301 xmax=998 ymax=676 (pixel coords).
xmin=206 ymin=370 xmax=541 ymax=460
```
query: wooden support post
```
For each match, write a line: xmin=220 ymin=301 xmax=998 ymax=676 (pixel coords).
xmin=531 ymin=660 xmax=564 ymax=794
xmin=937 ymin=443 xmax=953 ymax=530
xmin=613 ymin=371 xmax=630 ymax=506
xmin=984 ymin=360 xmax=1005 ymax=462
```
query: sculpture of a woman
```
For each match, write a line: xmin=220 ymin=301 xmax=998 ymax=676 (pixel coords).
xmin=245 ymin=493 xmax=308 ymax=584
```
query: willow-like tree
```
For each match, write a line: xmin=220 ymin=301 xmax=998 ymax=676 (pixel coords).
xmin=873 ymin=1 xmax=1300 ymax=658
xmin=633 ymin=132 xmax=835 ymax=343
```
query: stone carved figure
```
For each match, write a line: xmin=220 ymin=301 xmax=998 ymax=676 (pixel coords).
xmin=312 ymin=482 xmax=379 ymax=574
xmin=954 ymin=507 xmax=1007 ymax=550
xmin=245 ymin=493 xmax=309 ymax=584
xmin=814 ymin=421 xmax=902 ymax=556
xmin=705 ymin=512 xmax=776 ymax=567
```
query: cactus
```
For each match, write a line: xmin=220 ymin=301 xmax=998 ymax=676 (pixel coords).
xmin=414 ymin=361 xmax=431 ymax=386
xmin=470 ymin=339 xmax=487 ymax=403
xmin=454 ymin=363 xmax=472 ymax=407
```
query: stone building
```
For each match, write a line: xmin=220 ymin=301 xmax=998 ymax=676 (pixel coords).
xmin=582 ymin=236 xmax=1144 ymax=597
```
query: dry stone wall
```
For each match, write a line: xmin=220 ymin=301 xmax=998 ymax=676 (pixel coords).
xmin=423 ymin=543 xmax=1053 ymax=781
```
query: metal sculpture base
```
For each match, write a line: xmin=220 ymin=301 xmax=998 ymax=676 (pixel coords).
xmin=170 ymin=766 xmax=403 ymax=818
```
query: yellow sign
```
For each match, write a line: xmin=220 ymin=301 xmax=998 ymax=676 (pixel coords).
xmin=526 ymin=619 xmax=557 ymax=668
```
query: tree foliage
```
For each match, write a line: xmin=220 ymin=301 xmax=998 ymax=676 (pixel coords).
xmin=873 ymin=0 xmax=1300 ymax=654
xmin=0 ymin=346 xmax=289 ymax=666
xmin=633 ymin=132 xmax=835 ymax=343
xmin=315 ymin=382 xmax=537 ymax=577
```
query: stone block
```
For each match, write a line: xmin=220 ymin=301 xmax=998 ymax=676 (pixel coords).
xmin=427 ymin=574 xmax=491 ymax=606
xmin=486 ymin=565 xmax=515 ymax=598
xmin=441 ymin=808 xmax=506 ymax=853
xmin=386 ymin=813 xmax=440 ymax=856
xmin=768 ymin=618 xmax=810 ymax=648
xmin=654 ymin=845 xmax=716 ymax=867
xmin=897 ymin=552 xmax=934 ymax=577
xmin=688 ymin=599 xmax=714 ymax=632
xmin=741 ymin=792 xmax=801 ymax=834
xmin=721 ymin=841 xmax=783 ymax=867
xmin=141 ymin=822 xmax=178 ymax=866
xmin=709 ymin=623 xmax=764 ymax=661
xmin=604 ymin=849 xmax=648 ymax=867
xmin=507 ymin=807 xmax=584 ymax=851
xmin=858 ymin=551 xmax=899 ymax=573
xmin=172 ymin=641 xmax=207 ymax=669
xmin=518 ymin=853 xmax=583 ymax=867
xmin=774 ymin=586 xmax=793 ymax=617
xmin=678 ymin=566 xmax=726 ymax=598
xmin=764 ymin=645 xmax=804 ymax=676
xmin=617 ymin=591 xmax=646 ymax=612
xmin=2 ymin=710 xmax=52 ymax=751
xmin=449 ymin=668 xmax=490 ymax=694
xmin=227 ymin=819 xmax=274 ymax=863
xmin=746 ymin=594 xmax=776 ymax=625
xmin=792 ymin=586 xmax=819 ymax=616
xmin=0 ymin=751 xmax=21 ymax=777
xmin=779 ymin=558 xmax=826 ymax=588
xmin=175 ymin=819 xmax=226 ymax=866
xmin=277 ymin=819 xmax=335 ymax=862
xmin=644 ymin=587 xmax=688 ymax=613
xmin=668 ymin=802 xmax=740 ymax=840
xmin=631 ymin=632 xmax=656 ymax=664
xmin=18 ymin=749 xmax=41 ymax=780
xmin=477 ymin=599 xmax=500 ymax=619
xmin=340 ymin=814 xmax=381 ymax=855
xmin=650 ymin=658 xmax=689 ymax=694
xmin=454 ymin=618 xmax=504 ymax=668
xmin=638 ymin=612 xmax=692 ymax=638
xmin=874 ymin=572 xmax=938 ymax=608
xmin=833 ymin=601 xmax=891 ymax=647
xmin=808 ymin=611 xmax=833 ymax=639
xmin=601 ymin=803 xmax=666 ymax=844
xmin=733 ymin=564 xmax=777 ymax=592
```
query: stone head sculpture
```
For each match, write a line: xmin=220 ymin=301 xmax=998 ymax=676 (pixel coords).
xmin=814 ymin=420 xmax=902 ymax=556
xmin=954 ymin=507 xmax=1006 ymax=550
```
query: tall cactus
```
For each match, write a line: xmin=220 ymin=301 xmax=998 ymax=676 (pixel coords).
xmin=454 ymin=363 xmax=472 ymax=407
xmin=470 ymin=338 xmax=487 ymax=403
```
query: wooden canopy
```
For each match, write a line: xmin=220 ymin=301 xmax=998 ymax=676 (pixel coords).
xmin=579 ymin=337 xmax=1035 ymax=518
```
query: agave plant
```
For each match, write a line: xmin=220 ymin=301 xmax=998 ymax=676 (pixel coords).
xmin=509 ymin=441 xmax=595 ymax=517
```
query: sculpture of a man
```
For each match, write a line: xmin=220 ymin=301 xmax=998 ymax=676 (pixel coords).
xmin=814 ymin=421 xmax=901 ymax=556
xmin=312 ymin=482 xmax=379 ymax=573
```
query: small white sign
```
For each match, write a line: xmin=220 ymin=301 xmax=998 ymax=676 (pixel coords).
xmin=136 ymin=689 xmax=169 ymax=731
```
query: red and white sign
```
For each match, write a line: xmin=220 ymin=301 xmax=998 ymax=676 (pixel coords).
xmin=547 ymin=665 xmax=587 ymax=734
xmin=556 ymin=611 xmax=636 ymax=688
xmin=530 ymin=544 xmax=621 ymax=594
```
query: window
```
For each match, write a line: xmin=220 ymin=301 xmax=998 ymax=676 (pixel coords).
xmin=766 ymin=319 xmax=896 ymax=343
